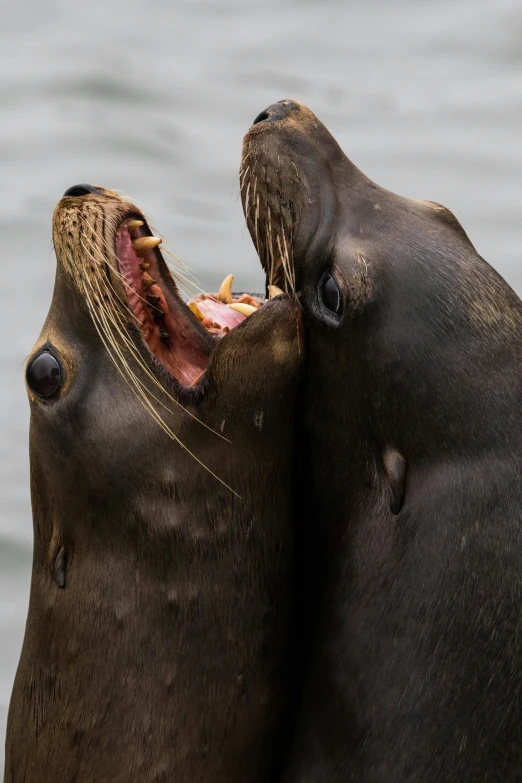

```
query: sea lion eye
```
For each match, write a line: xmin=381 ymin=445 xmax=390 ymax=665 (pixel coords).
xmin=319 ymin=272 xmax=343 ymax=316
xmin=26 ymin=352 xmax=62 ymax=398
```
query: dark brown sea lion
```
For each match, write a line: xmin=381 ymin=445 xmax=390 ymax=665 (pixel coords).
xmin=5 ymin=184 xmax=303 ymax=782
xmin=241 ymin=101 xmax=522 ymax=782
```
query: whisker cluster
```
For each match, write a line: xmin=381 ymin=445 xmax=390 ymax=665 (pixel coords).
xmin=53 ymin=199 xmax=238 ymax=495
xmin=239 ymin=145 xmax=296 ymax=296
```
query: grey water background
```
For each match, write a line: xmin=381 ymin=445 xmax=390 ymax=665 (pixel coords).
xmin=1 ymin=0 xmax=521 ymax=770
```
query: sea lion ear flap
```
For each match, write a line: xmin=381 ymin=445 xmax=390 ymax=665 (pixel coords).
xmin=383 ymin=447 xmax=407 ymax=515
xmin=48 ymin=532 xmax=66 ymax=588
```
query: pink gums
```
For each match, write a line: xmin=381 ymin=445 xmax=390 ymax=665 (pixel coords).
xmin=115 ymin=228 xmax=209 ymax=386
xmin=188 ymin=293 xmax=262 ymax=335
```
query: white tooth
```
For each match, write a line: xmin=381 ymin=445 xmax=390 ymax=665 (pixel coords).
xmin=126 ymin=219 xmax=144 ymax=229
xmin=132 ymin=236 xmax=162 ymax=257
xmin=229 ymin=303 xmax=257 ymax=317
xmin=218 ymin=273 xmax=234 ymax=304
xmin=141 ymin=273 xmax=156 ymax=290
xmin=268 ymin=285 xmax=284 ymax=299
xmin=188 ymin=302 xmax=205 ymax=321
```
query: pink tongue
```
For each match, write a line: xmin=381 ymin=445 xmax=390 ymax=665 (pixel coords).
xmin=188 ymin=292 xmax=263 ymax=336
xmin=196 ymin=298 xmax=246 ymax=331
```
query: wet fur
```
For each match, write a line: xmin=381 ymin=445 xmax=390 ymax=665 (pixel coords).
xmin=242 ymin=101 xmax=522 ymax=782
xmin=5 ymin=191 xmax=304 ymax=782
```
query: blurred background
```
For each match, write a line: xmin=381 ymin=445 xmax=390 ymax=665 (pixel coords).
xmin=1 ymin=0 xmax=521 ymax=771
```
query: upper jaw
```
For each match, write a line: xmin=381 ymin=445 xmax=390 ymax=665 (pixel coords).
xmin=53 ymin=192 xmax=288 ymax=392
xmin=110 ymin=214 xmax=277 ymax=387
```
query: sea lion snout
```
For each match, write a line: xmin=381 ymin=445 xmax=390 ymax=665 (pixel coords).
xmin=62 ymin=183 xmax=103 ymax=197
xmin=252 ymin=100 xmax=299 ymax=126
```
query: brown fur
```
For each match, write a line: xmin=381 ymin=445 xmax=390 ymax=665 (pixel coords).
xmin=241 ymin=100 xmax=522 ymax=783
xmin=5 ymin=188 xmax=304 ymax=782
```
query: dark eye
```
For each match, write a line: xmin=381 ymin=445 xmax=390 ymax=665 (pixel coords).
xmin=320 ymin=272 xmax=343 ymax=316
xmin=26 ymin=352 xmax=62 ymax=397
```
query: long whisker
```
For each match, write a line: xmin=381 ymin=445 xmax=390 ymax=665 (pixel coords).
xmin=77 ymin=226 xmax=229 ymax=441
xmin=82 ymin=278 xmax=239 ymax=496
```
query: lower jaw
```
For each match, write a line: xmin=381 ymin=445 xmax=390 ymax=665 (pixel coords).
xmin=115 ymin=218 xmax=283 ymax=387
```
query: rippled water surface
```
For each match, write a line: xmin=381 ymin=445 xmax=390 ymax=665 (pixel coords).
xmin=1 ymin=0 xmax=521 ymax=770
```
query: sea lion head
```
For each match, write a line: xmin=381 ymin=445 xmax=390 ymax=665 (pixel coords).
xmin=26 ymin=179 xmax=304 ymax=594
xmin=28 ymin=182 xmax=303 ymax=500
xmin=241 ymin=99 xmax=522 ymax=460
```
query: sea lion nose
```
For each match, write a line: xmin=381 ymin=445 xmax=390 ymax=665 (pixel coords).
xmin=62 ymin=184 xmax=101 ymax=197
xmin=252 ymin=100 xmax=299 ymax=125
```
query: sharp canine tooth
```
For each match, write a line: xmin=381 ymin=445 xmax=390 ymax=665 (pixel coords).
xmin=268 ymin=285 xmax=284 ymax=299
xmin=229 ymin=303 xmax=257 ymax=317
xmin=139 ymin=262 xmax=150 ymax=271
xmin=218 ymin=274 xmax=234 ymax=304
xmin=188 ymin=302 xmax=205 ymax=321
xmin=142 ymin=273 xmax=156 ymax=289
xmin=133 ymin=236 xmax=162 ymax=257
xmin=127 ymin=219 xmax=144 ymax=229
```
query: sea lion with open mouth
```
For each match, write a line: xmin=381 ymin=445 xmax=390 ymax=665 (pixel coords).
xmin=241 ymin=102 xmax=522 ymax=782
xmin=5 ymin=184 xmax=303 ymax=783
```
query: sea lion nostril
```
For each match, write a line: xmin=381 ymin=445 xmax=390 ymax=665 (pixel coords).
xmin=252 ymin=101 xmax=292 ymax=126
xmin=253 ymin=110 xmax=270 ymax=125
xmin=62 ymin=184 xmax=101 ymax=197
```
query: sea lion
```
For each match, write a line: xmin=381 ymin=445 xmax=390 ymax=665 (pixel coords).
xmin=5 ymin=184 xmax=303 ymax=782
xmin=241 ymin=101 xmax=522 ymax=782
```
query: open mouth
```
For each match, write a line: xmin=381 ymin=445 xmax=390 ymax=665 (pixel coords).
xmin=115 ymin=215 xmax=282 ymax=386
